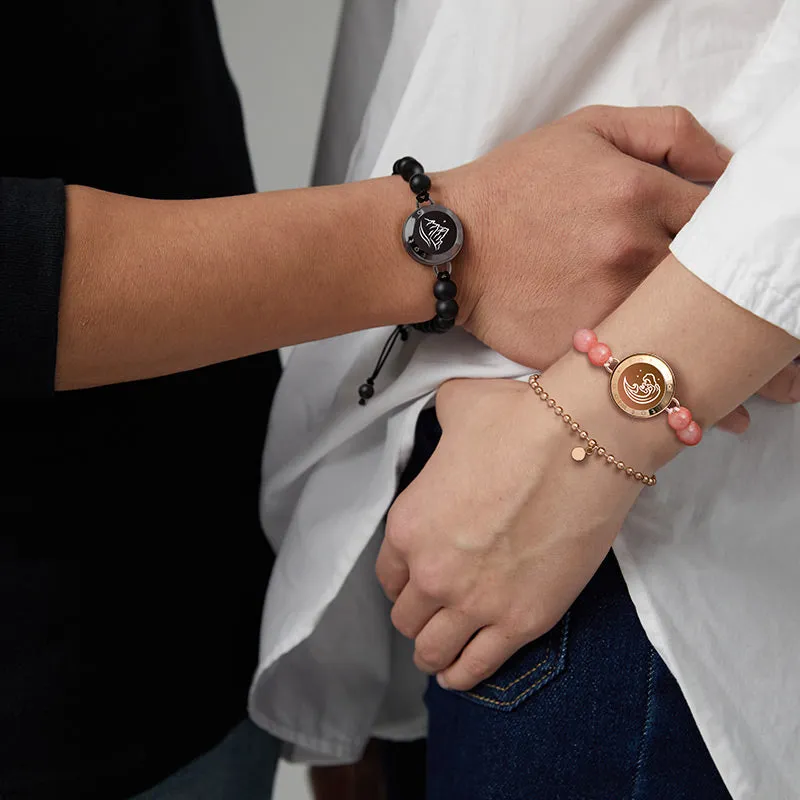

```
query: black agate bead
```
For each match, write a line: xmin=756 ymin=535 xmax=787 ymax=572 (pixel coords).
xmin=436 ymin=298 xmax=459 ymax=320
xmin=434 ymin=278 xmax=457 ymax=300
xmin=409 ymin=173 xmax=432 ymax=195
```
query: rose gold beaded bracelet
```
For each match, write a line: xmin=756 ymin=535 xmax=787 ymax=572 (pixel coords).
xmin=572 ymin=328 xmax=703 ymax=447
xmin=528 ymin=374 xmax=657 ymax=487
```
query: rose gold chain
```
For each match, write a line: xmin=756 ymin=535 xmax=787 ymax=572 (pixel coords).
xmin=527 ymin=374 xmax=657 ymax=487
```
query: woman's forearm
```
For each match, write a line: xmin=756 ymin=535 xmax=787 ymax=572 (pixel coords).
xmin=541 ymin=254 xmax=800 ymax=472
xmin=57 ymin=179 xmax=433 ymax=389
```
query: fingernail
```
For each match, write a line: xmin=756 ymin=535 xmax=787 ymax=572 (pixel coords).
xmin=716 ymin=143 xmax=734 ymax=164
xmin=436 ymin=673 xmax=450 ymax=690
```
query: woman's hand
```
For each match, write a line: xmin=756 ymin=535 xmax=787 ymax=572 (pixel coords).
xmin=377 ymin=363 xmax=800 ymax=691
xmin=376 ymin=378 xmax=640 ymax=691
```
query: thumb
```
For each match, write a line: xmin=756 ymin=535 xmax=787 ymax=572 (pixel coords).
xmin=577 ymin=105 xmax=733 ymax=183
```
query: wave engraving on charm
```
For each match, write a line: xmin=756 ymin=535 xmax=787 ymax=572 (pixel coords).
xmin=610 ymin=354 xmax=675 ymax=418
xmin=623 ymin=372 xmax=662 ymax=405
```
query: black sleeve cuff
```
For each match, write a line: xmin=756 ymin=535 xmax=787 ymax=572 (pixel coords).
xmin=0 ymin=177 xmax=65 ymax=398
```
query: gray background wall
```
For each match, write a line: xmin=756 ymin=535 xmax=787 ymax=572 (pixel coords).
xmin=216 ymin=0 xmax=345 ymax=193
xmin=214 ymin=2 xmax=344 ymax=797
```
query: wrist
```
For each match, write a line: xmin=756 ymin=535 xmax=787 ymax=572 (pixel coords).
xmin=366 ymin=167 xmax=473 ymax=329
xmin=536 ymin=351 xmax=681 ymax=475
xmin=428 ymin=167 xmax=481 ymax=327
xmin=354 ymin=176 xmax=435 ymax=326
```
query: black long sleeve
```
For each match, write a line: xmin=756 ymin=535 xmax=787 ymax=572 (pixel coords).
xmin=0 ymin=3 xmax=282 ymax=798
xmin=0 ymin=177 xmax=65 ymax=397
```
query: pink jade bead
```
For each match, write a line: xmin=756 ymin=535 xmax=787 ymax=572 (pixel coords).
xmin=573 ymin=328 xmax=598 ymax=353
xmin=667 ymin=406 xmax=693 ymax=431
xmin=676 ymin=421 xmax=703 ymax=446
xmin=588 ymin=342 xmax=612 ymax=367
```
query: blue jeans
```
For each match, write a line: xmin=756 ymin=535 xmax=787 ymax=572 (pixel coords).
xmin=403 ymin=410 xmax=732 ymax=800
xmin=131 ymin=720 xmax=279 ymax=800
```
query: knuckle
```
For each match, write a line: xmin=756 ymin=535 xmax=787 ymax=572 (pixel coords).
xmin=570 ymin=103 xmax=609 ymax=125
xmin=377 ymin=570 xmax=404 ymax=601
xmin=613 ymin=167 xmax=650 ymax=207
xmin=385 ymin=503 xmax=416 ymax=554
xmin=390 ymin=605 xmax=415 ymax=639
xmin=415 ymin=641 xmax=446 ymax=672
xmin=413 ymin=559 xmax=448 ymax=601
xmin=664 ymin=105 xmax=697 ymax=139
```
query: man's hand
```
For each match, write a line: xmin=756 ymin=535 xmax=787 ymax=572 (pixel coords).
xmin=446 ymin=105 xmax=732 ymax=369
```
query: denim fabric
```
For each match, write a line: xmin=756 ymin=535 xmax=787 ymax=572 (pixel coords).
xmin=401 ymin=410 xmax=732 ymax=800
xmin=131 ymin=720 xmax=279 ymax=800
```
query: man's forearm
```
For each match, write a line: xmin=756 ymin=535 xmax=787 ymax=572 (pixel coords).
xmin=57 ymin=178 xmax=435 ymax=389
xmin=54 ymin=105 xmax=735 ymax=390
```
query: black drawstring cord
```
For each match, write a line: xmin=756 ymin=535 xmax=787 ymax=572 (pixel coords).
xmin=357 ymin=156 xmax=462 ymax=405
xmin=358 ymin=325 xmax=410 ymax=405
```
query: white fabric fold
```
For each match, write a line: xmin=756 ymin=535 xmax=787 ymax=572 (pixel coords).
xmin=252 ymin=2 xmax=800 ymax=797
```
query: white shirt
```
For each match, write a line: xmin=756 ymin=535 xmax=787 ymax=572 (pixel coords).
xmin=250 ymin=2 xmax=800 ymax=798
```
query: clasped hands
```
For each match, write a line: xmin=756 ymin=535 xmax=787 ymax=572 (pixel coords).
xmin=376 ymin=105 xmax=800 ymax=692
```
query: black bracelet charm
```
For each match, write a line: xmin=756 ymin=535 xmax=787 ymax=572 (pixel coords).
xmin=358 ymin=157 xmax=465 ymax=405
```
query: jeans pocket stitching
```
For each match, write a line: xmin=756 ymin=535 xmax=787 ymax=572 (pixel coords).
xmin=463 ymin=612 xmax=571 ymax=708
xmin=481 ymin=647 xmax=552 ymax=692
xmin=465 ymin=663 xmax=558 ymax=707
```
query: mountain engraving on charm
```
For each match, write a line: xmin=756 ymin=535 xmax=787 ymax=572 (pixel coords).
xmin=419 ymin=217 xmax=451 ymax=251
xmin=403 ymin=204 xmax=464 ymax=267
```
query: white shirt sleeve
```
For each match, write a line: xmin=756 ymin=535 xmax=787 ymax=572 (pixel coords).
xmin=671 ymin=84 xmax=800 ymax=340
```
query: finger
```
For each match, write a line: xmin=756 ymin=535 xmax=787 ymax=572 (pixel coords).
xmin=437 ymin=625 xmax=523 ymax=692
xmin=757 ymin=361 xmax=800 ymax=404
xmin=413 ymin=609 xmax=482 ymax=674
xmin=649 ymin=167 xmax=710 ymax=236
xmin=582 ymin=105 xmax=732 ymax=182
xmin=390 ymin=584 xmax=442 ymax=639
xmin=717 ymin=405 xmax=751 ymax=435
xmin=375 ymin=539 xmax=409 ymax=602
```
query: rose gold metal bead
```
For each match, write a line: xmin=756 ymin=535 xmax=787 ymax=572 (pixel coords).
xmin=588 ymin=439 xmax=597 ymax=449
xmin=534 ymin=385 xmax=542 ymax=394
xmin=596 ymin=447 xmax=606 ymax=457
xmin=555 ymin=406 xmax=563 ymax=415
xmin=651 ymin=476 xmax=657 ymax=486
xmin=634 ymin=472 xmax=643 ymax=481
xmin=562 ymin=414 xmax=571 ymax=423
xmin=571 ymin=422 xmax=580 ymax=431
xmin=606 ymin=455 xmax=615 ymax=464
xmin=579 ymin=431 xmax=588 ymax=440
xmin=539 ymin=392 xmax=548 ymax=401
xmin=547 ymin=398 xmax=556 ymax=407
xmin=626 ymin=467 xmax=634 ymax=476
xmin=617 ymin=462 xmax=626 ymax=470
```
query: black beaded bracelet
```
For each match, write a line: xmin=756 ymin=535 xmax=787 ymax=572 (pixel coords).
xmin=358 ymin=157 xmax=465 ymax=405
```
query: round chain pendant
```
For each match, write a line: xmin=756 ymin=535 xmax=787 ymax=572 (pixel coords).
xmin=610 ymin=354 xmax=675 ymax=418
xmin=403 ymin=204 xmax=464 ymax=267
